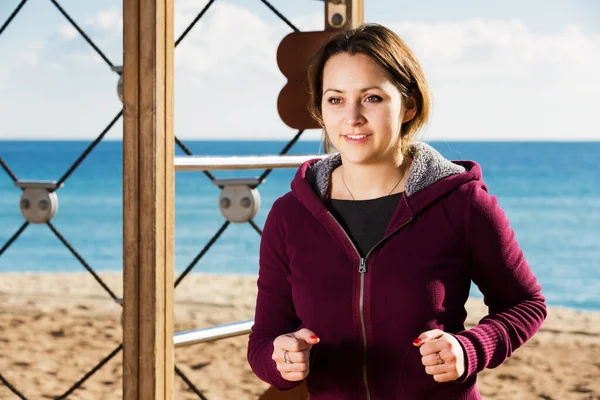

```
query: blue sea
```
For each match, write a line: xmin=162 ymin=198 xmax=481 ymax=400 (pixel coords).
xmin=0 ymin=140 xmax=599 ymax=311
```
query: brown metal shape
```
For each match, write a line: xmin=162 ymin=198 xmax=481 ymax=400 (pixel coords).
xmin=276 ymin=30 xmax=337 ymax=130
xmin=276 ymin=1 xmax=363 ymax=130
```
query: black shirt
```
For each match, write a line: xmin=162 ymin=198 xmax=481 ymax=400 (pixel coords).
xmin=329 ymin=192 xmax=403 ymax=257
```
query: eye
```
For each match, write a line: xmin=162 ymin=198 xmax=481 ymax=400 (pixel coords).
xmin=365 ymin=95 xmax=382 ymax=103
xmin=327 ymin=97 xmax=343 ymax=105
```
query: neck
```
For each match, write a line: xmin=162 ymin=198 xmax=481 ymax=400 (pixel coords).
xmin=339 ymin=155 xmax=409 ymax=200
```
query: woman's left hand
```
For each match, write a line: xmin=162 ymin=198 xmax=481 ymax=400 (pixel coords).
xmin=413 ymin=329 xmax=466 ymax=382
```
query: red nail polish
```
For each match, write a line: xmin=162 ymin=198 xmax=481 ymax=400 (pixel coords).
xmin=413 ymin=338 xmax=422 ymax=344
xmin=310 ymin=335 xmax=319 ymax=340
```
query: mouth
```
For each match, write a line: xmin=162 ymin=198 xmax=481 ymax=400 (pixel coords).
xmin=342 ymin=133 xmax=372 ymax=144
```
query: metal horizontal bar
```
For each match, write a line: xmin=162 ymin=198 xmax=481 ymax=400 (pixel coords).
xmin=174 ymin=154 xmax=325 ymax=171
xmin=211 ymin=178 xmax=262 ymax=187
xmin=15 ymin=180 xmax=62 ymax=190
xmin=174 ymin=319 xmax=254 ymax=347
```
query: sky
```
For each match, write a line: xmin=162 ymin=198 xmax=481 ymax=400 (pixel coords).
xmin=0 ymin=0 xmax=599 ymax=141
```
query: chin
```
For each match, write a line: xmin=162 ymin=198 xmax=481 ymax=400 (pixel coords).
xmin=338 ymin=149 xmax=377 ymax=165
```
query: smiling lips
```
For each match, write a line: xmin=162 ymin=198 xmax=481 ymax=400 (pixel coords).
xmin=343 ymin=134 xmax=372 ymax=144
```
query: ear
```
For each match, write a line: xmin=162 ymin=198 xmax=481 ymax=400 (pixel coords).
xmin=402 ymin=96 xmax=417 ymax=123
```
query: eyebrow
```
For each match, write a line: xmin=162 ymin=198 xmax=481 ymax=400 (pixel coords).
xmin=323 ymin=86 xmax=386 ymax=95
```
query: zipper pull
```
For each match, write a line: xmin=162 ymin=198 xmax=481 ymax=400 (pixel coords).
xmin=358 ymin=258 xmax=367 ymax=273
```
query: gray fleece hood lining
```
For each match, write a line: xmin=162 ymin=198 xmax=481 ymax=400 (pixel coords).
xmin=305 ymin=142 xmax=466 ymax=201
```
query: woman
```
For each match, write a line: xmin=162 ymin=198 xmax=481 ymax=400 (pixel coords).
xmin=248 ymin=23 xmax=546 ymax=399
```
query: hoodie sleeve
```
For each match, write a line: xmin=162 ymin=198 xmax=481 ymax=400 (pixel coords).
xmin=247 ymin=199 xmax=304 ymax=391
xmin=454 ymin=182 xmax=547 ymax=381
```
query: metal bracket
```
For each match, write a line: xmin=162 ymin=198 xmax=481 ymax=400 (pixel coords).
xmin=14 ymin=181 xmax=63 ymax=224
xmin=111 ymin=66 xmax=123 ymax=103
xmin=212 ymin=178 xmax=262 ymax=223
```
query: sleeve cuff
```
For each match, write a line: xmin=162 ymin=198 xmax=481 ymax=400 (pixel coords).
xmin=452 ymin=333 xmax=478 ymax=383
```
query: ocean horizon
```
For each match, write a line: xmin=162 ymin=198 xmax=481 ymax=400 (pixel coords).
xmin=1 ymin=140 xmax=599 ymax=311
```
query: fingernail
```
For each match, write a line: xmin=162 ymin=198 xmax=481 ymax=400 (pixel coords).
xmin=310 ymin=335 xmax=319 ymax=340
xmin=413 ymin=338 xmax=422 ymax=344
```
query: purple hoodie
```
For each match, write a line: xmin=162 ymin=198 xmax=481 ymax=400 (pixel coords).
xmin=248 ymin=143 xmax=546 ymax=400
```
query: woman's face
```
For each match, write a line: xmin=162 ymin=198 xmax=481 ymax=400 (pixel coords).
xmin=321 ymin=52 xmax=413 ymax=165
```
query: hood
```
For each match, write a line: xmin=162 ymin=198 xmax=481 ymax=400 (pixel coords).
xmin=290 ymin=142 xmax=482 ymax=219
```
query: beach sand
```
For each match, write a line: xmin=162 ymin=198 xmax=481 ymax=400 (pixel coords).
xmin=0 ymin=273 xmax=598 ymax=400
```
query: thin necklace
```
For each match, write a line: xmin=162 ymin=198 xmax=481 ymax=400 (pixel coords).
xmin=340 ymin=167 xmax=405 ymax=200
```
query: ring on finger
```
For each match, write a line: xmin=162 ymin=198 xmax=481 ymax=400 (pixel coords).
xmin=283 ymin=350 xmax=293 ymax=364
xmin=435 ymin=352 xmax=444 ymax=365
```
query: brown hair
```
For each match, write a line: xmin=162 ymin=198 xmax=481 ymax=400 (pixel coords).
xmin=307 ymin=23 xmax=430 ymax=154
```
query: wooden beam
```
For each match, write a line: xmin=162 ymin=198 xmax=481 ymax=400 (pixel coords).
xmin=324 ymin=0 xmax=363 ymax=31
xmin=123 ymin=0 xmax=174 ymax=398
xmin=350 ymin=0 xmax=364 ymax=29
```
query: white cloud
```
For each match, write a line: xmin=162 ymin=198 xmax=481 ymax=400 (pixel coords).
xmin=85 ymin=7 xmax=122 ymax=32
xmin=174 ymin=2 xmax=305 ymax=78
xmin=385 ymin=19 xmax=600 ymax=140
xmin=391 ymin=19 xmax=600 ymax=82
xmin=1 ymin=4 xmax=599 ymax=141
xmin=18 ymin=40 xmax=46 ymax=67
xmin=58 ymin=25 xmax=78 ymax=40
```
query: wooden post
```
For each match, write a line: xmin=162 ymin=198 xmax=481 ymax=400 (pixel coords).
xmin=324 ymin=0 xmax=363 ymax=31
xmin=123 ymin=0 xmax=174 ymax=399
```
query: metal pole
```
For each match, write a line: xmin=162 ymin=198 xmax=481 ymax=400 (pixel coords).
xmin=174 ymin=319 xmax=254 ymax=348
xmin=174 ymin=154 xmax=325 ymax=171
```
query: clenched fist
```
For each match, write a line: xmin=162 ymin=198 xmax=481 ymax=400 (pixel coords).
xmin=413 ymin=329 xmax=466 ymax=383
xmin=272 ymin=328 xmax=320 ymax=382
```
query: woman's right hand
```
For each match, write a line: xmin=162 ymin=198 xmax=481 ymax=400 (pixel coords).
xmin=272 ymin=328 xmax=320 ymax=381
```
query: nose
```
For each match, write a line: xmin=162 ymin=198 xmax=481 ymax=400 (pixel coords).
xmin=345 ymin=103 xmax=365 ymax=126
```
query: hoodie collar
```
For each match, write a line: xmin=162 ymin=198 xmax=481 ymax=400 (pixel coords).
xmin=291 ymin=142 xmax=481 ymax=220
xmin=304 ymin=142 xmax=466 ymax=201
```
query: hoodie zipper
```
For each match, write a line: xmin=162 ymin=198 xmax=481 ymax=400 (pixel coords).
xmin=327 ymin=211 xmax=413 ymax=400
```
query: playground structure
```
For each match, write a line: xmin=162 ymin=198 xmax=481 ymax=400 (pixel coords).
xmin=0 ymin=0 xmax=363 ymax=398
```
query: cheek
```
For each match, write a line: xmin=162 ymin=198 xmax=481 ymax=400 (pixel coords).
xmin=369 ymin=107 xmax=397 ymax=130
xmin=321 ymin=108 xmax=341 ymax=132
xmin=388 ymin=105 xmax=404 ymax=131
